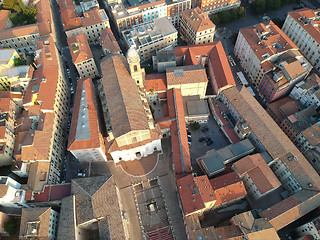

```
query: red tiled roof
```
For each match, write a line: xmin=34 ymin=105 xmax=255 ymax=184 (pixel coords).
xmin=68 ymin=33 xmax=93 ymax=64
xmin=30 ymin=184 xmax=71 ymax=202
xmin=145 ymin=73 xmax=167 ymax=92
xmin=100 ymin=28 xmax=120 ymax=54
xmin=209 ymin=172 xmax=241 ymax=190
xmin=68 ymin=78 xmax=103 ymax=151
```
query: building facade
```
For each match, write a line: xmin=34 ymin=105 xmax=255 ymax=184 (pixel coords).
xmin=191 ymin=0 xmax=240 ymax=15
xmin=282 ymin=8 xmax=320 ymax=74
xmin=179 ymin=7 xmax=215 ymax=45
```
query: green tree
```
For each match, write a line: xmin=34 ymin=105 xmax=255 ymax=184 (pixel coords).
xmin=238 ymin=6 xmax=246 ymax=18
xmin=25 ymin=5 xmax=37 ymax=16
xmin=192 ymin=122 xmax=200 ymax=130
xmin=252 ymin=0 xmax=266 ymax=14
xmin=14 ymin=57 xmax=26 ymax=66
xmin=3 ymin=219 xmax=18 ymax=236
xmin=211 ymin=14 xmax=220 ymax=25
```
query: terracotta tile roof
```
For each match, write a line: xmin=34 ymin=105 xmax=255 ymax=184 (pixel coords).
xmin=168 ymin=89 xmax=192 ymax=179
xmin=177 ymin=174 xmax=207 ymax=216
xmin=288 ymin=9 xmax=320 ymax=45
xmin=145 ymin=73 xmax=167 ymax=92
xmin=166 ymin=64 xmax=208 ymax=85
xmin=175 ymin=42 xmax=235 ymax=93
xmin=82 ymin=9 xmax=108 ymax=27
xmin=100 ymin=55 xmax=150 ymax=138
xmin=301 ymin=122 xmax=320 ymax=146
xmin=0 ymin=97 xmax=10 ymax=112
xmin=23 ymin=37 xmax=60 ymax=111
xmin=68 ymin=33 xmax=93 ymax=64
xmin=68 ymin=78 xmax=103 ymax=151
xmin=0 ymin=10 xmax=10 ymax=31
xmin=222 ymin=86 xmax=320 ymax=192
xmin=100 ymin=28 xmax=120 ymax=54
xmin=26 ymin=161 xmax=50 ymax=192
xmin=233 ymin=154 xmax=282 ymax=194
xmin=59 ymin=0 xmax=82 ymax=30
xmin=181 ymin=7 xmax=215 ymax=33
xmin=214 ymin=224 xmax=242 ymax=239
xmin=0 ymin=185 xmax=8 ymax=198
xmin=185 ymin=215 xmax=218 ymax=240
xmin=0 ymin=24 xmax=38 ymax=41
xmin=260 ymin=190 xmax=320 ymax=231
xmin=268 ymin=96 xmax=304 ymax=122
xmin=239 ymin=21 xmax=298 ymax=62
xmin=209 ymin=172 xmax=247 ymax=206
xmin=194 ymin=175 xmax=216 ymax=203
xmin=35 ymin=0 xmax=52 ymax=36
xmin=20 ymin=207 xmax=51 ymax=238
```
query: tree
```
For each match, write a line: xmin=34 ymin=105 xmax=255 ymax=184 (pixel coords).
xmin=219 ymin=10 xmax=231 ymax=24
xmin=237 ymin=6 xmax=246 ymax=18
xmin=192 ymin=122 xmax=200 ymax=130
xmin=25 ymin=5 xmax=37 ymax=16
xmin=3 ymin=219 xmax=18 ymax=236
xmin=252 ymin=0 xmax=266 ymax=14
xmin=14 ymin=57 xmax=26 ymax=66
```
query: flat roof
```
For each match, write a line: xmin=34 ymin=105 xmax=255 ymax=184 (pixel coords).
xmin=186 ymin=100 xmax=209 ymax=116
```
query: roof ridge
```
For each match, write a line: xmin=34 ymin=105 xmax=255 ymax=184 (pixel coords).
xmin=72 ymin=179 xmax=92 ymax=197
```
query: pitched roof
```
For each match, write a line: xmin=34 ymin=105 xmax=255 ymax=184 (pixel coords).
xmin=68 ymin=33 xmax=93 ymax=64
xmin=20 ymin=207 xmax=51 ymax=239
xmin=181 ymin=7 xmax=215 ymax=33
xmin=166 ymin=64 xmax=208 ymax=85
xmin=68 ymin=78 xmax=103 ymax=151
xmin=100 ymin=54 xmax=150 ymax=138
xmin=0 ymin=10 xmax=10 ymax=31
xmin=0 ymin=185 xmax=8 ymax=198
xmin=145 ymin=73 xmax=167 ymax=92
xmin=233 ymin=154 xmax=281 ymax=194
xmin=26 ymin=161 xmax=50 ymax=191
xmin=222 ymin=86 xmax=320 ymax=192
xmin=82 ymin=9 xmax=108 ymax=27
xmin=175 ymin=42 xmax=235 ymax=93
xmin=288 ymin=8 xmax=320 ymax=45
xmin=0 ymin=24 xmax=39 ymax=40
xmin=100 ymin=28 xmax=121 ymax=54
xmin=58 ymin=176 xmax=126 ymax=239
xmin=239 ymin=21 xmax=298 ymax=62
xmin=35 ymin=0 xmax=52 ymax=36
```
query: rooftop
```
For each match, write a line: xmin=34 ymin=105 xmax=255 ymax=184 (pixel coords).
xmin=68 ymin=33 xmax=93 ymax=64
xmin=68 ymin=78 xmax=103 ymax=151
xmin=166 ymin=65 xmax=208 ymax=86
xmin=181 ymin=7 xmax=215 ymax=33
xmin=122 ymin=17 xmax=177 ymax=49
xmin=145 ymin=73 xmax=167 ymax=92
xmin=239 ymin=21 xmax=298 ymax=62
xmin=233 ymin=153 xmax=282 ymax=194
xmin=288 ymin=8 xmax=320 ymax=45
xmin=100 ymin=28 xmax=121 ymax=54
xmin=0 ymin=49 xmax=17 ymax=65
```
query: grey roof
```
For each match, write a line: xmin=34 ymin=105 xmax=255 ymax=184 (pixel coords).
xmin=156 ymin=45 xmax=176 ymax=63
xmin=58 ymin=176 xmax=126 ymax=239
xmin=200 ymin=139 xmax=255 ymax=176
xmin=0 ymin=49 xmax=16 ymax=64
xmin=186 ymin=100 xmax=209 ymax=116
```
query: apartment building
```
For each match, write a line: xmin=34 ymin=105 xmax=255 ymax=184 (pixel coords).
xmin=234 ymin=21 xmax=299 ymax=87
xmin=258 ymin=50 xmax=312 ymax=103
xmin=60 ymin=0 xmax=110 ymax=42
xmin=0 ymin=49 xmax=19 ymax=70
xmin=98 ymin=51 xmax=162 ymax=162
xmin=232 ymin=154 xmax=281 ymax=200
xmin=0 ymin=0 xmax=53 ymax=53
xmin=13 ymin=37 xmax=69 ymax=190
xmin=100 ymin=28 xmax=121 ymax=55
xmin=192 ymin=0 xmax=240 ymax=15
xmin=290 ymin=73 xmax=320 ymax=107
xmin=57 ymin=176 xmax=127 ymax=239
xmin=219 ymin=86 xmax=320 ymax=230
xmin=179 ymin=7 xmax=215 ymax=45
xmin=68 ymin=33 xmax=99 ymax=79
xmin=0 ymin=92 xmax=19 ymax=166
xmin=68 ymin=78 xmax=107 ymax=162
xmin=294 ymin=217 xmax=320 ymax=240
xmin=0 ymin=65 xmax=33 ymax=91
xmin=20 ymin=207 xmax=59 ymax=240
xmin=177 ymin=173 xmax=247 ymax=217
xmin=122 ymin=17 xmax=177 ymax=62
xmin=0 ymin=176 xmax=28 ymax=208
xmin=109 ymin=0 xmax=191 ymax=32
xmin=282 ymin=8 xmax=320 ymax=73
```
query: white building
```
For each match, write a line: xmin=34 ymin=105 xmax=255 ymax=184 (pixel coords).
xmin=122 ymin=17 xmax=177 ymax=63
xmin=290 ymin=73 xmax=320 ymax=107
xmin=0 ymin=176 xmax=28 ymax=208
xmin=295 ymin=217 xmax=320 ymax=240
xmin=282 ymin=8 xmax=320 ymax=74
xmin=234 ymin=21 xmax=299 ymax=87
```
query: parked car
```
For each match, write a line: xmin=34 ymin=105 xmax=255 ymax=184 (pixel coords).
xmin=188 ymin=136 xmax=192 ymax=142
xmin=202 ymin=127 xmax=209 ymax=133
xmin=205 ymin=137 xmax=212 ymax=143
xmin=188 ymin=142 xmax=192 ymax=146
xmin=187 ymin=130 xmax=191 ymax=135
xmin=199 ymin=137 xmax=206 ymax=142
xmin=187 ymin=134 xmax=192 ymax=138
xmin=207 ymin=140 xmax=213 ymax=146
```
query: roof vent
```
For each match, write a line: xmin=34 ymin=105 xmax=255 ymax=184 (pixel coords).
xmin=82 ymin=124 xmax=85 ymax=128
